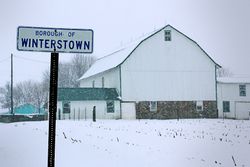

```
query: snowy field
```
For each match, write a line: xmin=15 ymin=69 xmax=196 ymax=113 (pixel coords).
xmin=0 ymin=119 xmax=250 ymax=167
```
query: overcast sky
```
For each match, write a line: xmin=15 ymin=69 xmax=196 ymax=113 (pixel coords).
xmin=0 ymin=0 xmax=249 ymax=87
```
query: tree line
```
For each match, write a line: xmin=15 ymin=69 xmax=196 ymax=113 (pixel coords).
xmin=0 ymin=54 xmax=96 ymax=111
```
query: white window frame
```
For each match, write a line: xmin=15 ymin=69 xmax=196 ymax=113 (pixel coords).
xmin=164 ymin=30 xmax=171 ymax=41
xmin=239 ymin=84 xmax=246 ymax=96
xmin=107 ymin=101 xmax=115 ymax=113
xmin=150 ymin=101 xmax=157 ymax=112
xmin=63 ymin=101 xmax=71 ymax=114
xmin=223 ymin=101 xmax=230 ymax=112
xmin=196 ymin=101 xmax=203 ymax=112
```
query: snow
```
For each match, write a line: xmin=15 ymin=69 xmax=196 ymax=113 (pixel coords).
xmin=217 ymin=77 xmax=250 ymax=84
xmin=0 ymin=119 xmax=250 ymax=167
xmin=78 ymin=44 xmax=137 ymax=80
xmin=78 ymin=28 xmax=161 ymax=80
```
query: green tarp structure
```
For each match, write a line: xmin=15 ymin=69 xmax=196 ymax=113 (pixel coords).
xmin=13 ymin=104 xmax=46 ymax=115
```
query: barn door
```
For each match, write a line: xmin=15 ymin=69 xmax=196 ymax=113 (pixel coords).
xmin=121 ymin=102 xmax=136 ymax=119
xmin=235 ymin=102 xmax=250 ymax=120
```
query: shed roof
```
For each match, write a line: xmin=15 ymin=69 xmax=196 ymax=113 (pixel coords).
xmin=79 ymin=24 xmax=220 ymax=80
xmin=58 ymin=88 xmax=120 ymax=101
xmin=217 ymin=77 xmax=250 ymax=84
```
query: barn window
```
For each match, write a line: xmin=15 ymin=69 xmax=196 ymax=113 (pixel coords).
xmin=196 ymin=101 xmax=203 ymax=111
xmin=150 ymin=101 xmax=157 ymax=112
xmin=107 ymin=101 xmax=114 ymax=113
xmin=63 ymin=101 xmax=71 ymax=114
xmin=239 ymin=84 xmax=246 ymax=96
xmin=164 ymin=30 xmax=171 ymax=41
xmin=102 ymin=77 xmax=105 ymax=88
xmin=223 ymin=101 xmax=230 ymax=112
xmin=92 ymin=80 xmax=95 ymax=88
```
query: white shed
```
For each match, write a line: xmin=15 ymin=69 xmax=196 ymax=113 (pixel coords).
xmin=79 ymin=25 xmax=220 ymax=119
xmin=57 ymin=88 xmax=121 ymax=120
xmin=217 ymin=77 xmax=250 ymax=120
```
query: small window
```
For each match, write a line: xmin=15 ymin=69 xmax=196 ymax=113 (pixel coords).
xmin=63 ymin=101 xmax=71 ymax=114
xmin=150 ymin=101 xmax=157 ymax=112
xmin=223 ymin=101 xmax=230 ymax=112
xmin=164 ymin=30 xmax=171 ymax=41
xmin=92 ymin=80 xmax=95 ymax=88
xmin=239 ymin=84 xmax=246 ymax=96
xmin=196 ymin=101 xmax=203 ymax=111
xmin=102 ymin=77 xmax=105 ymax=88
xmin=107 ymin=101 xmax=114 ymax=113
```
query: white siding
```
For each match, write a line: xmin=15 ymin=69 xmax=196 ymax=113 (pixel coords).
xmin=57 ymin=100 xmax=120 ymax=120
xmin=121 ymin=27 xmax=216 ymax=101
xmin=80 ymin=68 xmax=120 ymax=93
xmin=121 ymin=102 xmax=136 ymax=119
xmin=235 ymin=102 xmax=250 ymax=119
xmin=217 ymin=83 xmax=250 ymax=119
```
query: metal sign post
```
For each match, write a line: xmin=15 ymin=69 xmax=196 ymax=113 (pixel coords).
xmin=48 ymin=52 xmax=59 ymax=167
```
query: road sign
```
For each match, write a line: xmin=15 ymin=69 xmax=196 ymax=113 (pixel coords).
xmin=16 ymin=25 xmax=94 ymax=167
xmin=17 ymin=26 xmax=93 ymax=53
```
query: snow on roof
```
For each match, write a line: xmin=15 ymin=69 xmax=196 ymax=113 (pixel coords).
xmin=217 ymin=77 xmax=250 ymax=84
xmin=79 ymin=43 xmax=137 ymax=80
xmin=78 ymin=28 xmax=161 ymax=80
xmin=79 ymin=24 xmax=220 ymax=80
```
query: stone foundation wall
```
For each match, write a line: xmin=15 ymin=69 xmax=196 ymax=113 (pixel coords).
xmin=136 ymin=101 xmax=217 ymax=119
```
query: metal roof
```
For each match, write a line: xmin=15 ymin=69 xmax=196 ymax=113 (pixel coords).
xmin=58 ymin=88 xmax=120 ymax=101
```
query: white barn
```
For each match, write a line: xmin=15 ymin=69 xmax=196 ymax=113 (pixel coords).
xmin=217 ymin=78 xmax=250 ymax=120
xmin=79 ymin=25 xmax=220 ymax=119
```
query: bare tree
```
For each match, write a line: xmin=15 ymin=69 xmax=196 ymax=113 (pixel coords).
xmin=71 ymin=54 xmax=96 ymax=87
xmin=0 ymin=81 xmax=48 ymax=111
xmin=0 ymin=54 xmax=96 ymax=109
xmin=42 ymin=54 xmax=96 ymax=88
xmin=0 ymin=82 xmax=11 ymax=110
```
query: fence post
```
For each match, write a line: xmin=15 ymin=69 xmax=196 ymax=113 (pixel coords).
xmin=73 ymin=108 xmax=75 ymax=121
xmin=85 ymin=107 xmax=87 ymax=121
xmin=78 ymin=108 xmax=80 ymax=120
xmin=58 ymin=109 xmax=61 ymax=120
xmin=93 ymin=106 xmax=96 ymax=122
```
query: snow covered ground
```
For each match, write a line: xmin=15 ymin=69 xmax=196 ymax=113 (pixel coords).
xmin=0 ymin=119 xmax=250 ymax=167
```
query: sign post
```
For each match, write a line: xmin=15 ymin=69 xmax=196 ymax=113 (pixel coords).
xmin=48 ymin=52 xmax=59 ymax=167
xmin=17 ymin=26 xmax=93 ymax=167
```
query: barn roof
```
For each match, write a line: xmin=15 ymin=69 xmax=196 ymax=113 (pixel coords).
xmin=79 ymin=43 xmax=138 ymax=79
xmin=79 ymin=24 xmax=220 ymax=80
xmin=217 ymin=77 xmax=250 ymax=84
xmin=58 ymin=88 xmax=120 ymax=101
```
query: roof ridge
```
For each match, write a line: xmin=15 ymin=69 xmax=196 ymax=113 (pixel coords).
xmin=58 ymin=87 xmax=116 ymax=90
xmin=79 ymin=24 xmax=220 ymax=80
xmin=96 ymin=47 xmax=127 ymax=61
xmin=96 ymin=26 xmax=164 ymax=61
xmin=78 ymin=24 xmax=171 ymax=80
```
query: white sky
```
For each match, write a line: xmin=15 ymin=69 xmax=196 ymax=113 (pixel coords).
xmin=0 ymin=0 xmax=250 ymax=87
